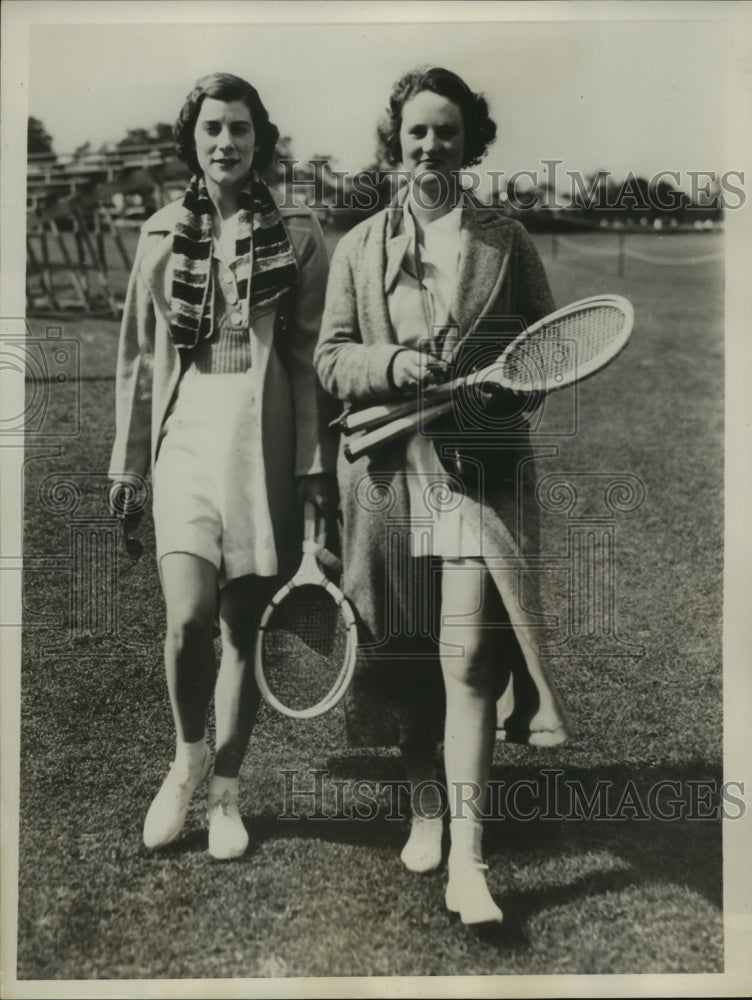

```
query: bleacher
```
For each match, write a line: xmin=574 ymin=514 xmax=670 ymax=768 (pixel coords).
xmin=26 ymin=142 xmax=178 ymax=212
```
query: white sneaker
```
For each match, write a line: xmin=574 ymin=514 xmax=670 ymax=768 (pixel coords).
xmin=445 ymin=860 xmax=503 ymax=924
xmin=400 ymin=816 xmax=443 ymax=873
xmin=143 ymin=748 xmax=211 ymax=850
xmin=207 ymin=790 xmax=249 ymax=860
xmin=445 ymin=819 xmax=503 ymax=924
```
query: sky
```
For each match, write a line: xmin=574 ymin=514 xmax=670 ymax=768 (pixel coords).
xmin=22 ymin=7 xmax=736 ymax=192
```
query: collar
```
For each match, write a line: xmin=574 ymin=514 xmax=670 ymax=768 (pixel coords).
xmin=403 ymin=196 xmax=463 ymax=241
xmin=384 ymin=189 xmax=476 ymax=295
xmin=212 ymin=211 xmax=242 ymax=265
xmin=383 ymin=198 xmax=462 ymax=294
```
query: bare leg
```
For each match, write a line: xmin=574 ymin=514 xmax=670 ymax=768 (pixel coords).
xmin=206 ymin=575 xmax=266 ymax=859
xmin=440 ymin=559 xmax=508 ymax=923
xmin=213 ymin=575 xmax=264 ymax=778
xmin=143 ymin=553 xmax=217 ymax=849
xmin=160 ymin=553 xmax=218 ymax=742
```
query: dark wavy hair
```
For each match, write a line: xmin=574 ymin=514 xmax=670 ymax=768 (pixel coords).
xmin=174 ymin=72 xmax=280 ymax=175
xmin=376 ymin=66 xmax=497 ymax=169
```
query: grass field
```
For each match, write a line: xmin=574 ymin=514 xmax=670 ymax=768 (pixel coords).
xmin=16 ymin=228 xmax=724 ymax=980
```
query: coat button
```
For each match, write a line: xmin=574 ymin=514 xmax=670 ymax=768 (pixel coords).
xmin=222 ymin=272 xmax=234 ymax=284
xmin=230 ymin=311 xmax=243 ymax=325
xmin=226 ymin=291 xmax=238 ymax=304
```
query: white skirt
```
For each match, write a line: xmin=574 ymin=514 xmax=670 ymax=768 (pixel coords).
xmin=404 ymin=432 xmax=481 ymax=559
xmin=153 ymin=367 xmax=278 ymax=585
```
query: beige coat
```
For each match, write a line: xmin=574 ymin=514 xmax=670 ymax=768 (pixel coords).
xmin=315 ymin=195 xmax=569 ymax=747
xmin=109 ymin=196 xmax=338 ymax=572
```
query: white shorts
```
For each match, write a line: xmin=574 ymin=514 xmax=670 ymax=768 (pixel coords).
xmin=153 ymin=367 xmax=278 ymax=586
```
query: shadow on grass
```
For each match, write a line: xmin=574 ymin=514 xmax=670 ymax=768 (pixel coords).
xmin=136 ymin=810 xmax=410 ymax=863
xmin=251 ymin=811 xmax=410 ymax=855
xmin=246 ymin=757 xmax=722 ymax=951
xmin=481 ymin=761 xmax=724 ymax=910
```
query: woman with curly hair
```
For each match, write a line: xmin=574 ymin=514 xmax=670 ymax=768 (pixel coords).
xmin=315 ymin=67 xmax=568 ymax=923
xmin=109 ymin=72 xmax=337 ymax=859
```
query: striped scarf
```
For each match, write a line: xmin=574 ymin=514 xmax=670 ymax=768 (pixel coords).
xmin=169 ymin=173 xmax=298 ymax=348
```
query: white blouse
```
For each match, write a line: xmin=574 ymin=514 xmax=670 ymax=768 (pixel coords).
xmin=388 ymin=199 xmax=480 ymax=559
xmin=212 ymin=210 xmax=249 ymax=329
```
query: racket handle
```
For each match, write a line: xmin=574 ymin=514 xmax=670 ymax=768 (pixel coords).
xmin=302 ymin=499 xmax=318 ymax=543
xmin=342 ymin=397 xmax=421 ymax=434
xmin=342 ymin=381 xmax=458 ymax=434
xmin=341 ymin=351 xmax=525 ymax=443
xmin=344 ymin=397 xmax=456 ymax=462
xmin=341 ymin=354 xmax=526 ymax=436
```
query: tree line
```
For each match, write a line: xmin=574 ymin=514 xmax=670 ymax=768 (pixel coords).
xmin=28 ymin=116 xmax=726 ymax=229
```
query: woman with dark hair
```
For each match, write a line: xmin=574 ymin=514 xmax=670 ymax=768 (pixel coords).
xmin=109 ymin=72 xmax=337 ymax=859
xmin=315 ymin=67 xmax=568 ymax=923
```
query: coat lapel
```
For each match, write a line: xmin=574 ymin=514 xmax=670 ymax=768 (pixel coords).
xmin=450 ymin=199 xmax=513 ymax=337
xmin=357 ymin=205 xmax=400 ymax=344
xmin=384 ymin=232 xmax=410 ymax=296
xmin=141 ymin=233 xmax=175 ymax=327
xmin=383 ymin=202 xmax=409 ymax=297
xmin=368 ymin=196 xmax=515 ymax=348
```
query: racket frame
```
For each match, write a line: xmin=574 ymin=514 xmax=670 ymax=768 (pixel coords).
xmin=487 ymin=293 xmax=634 ymax=393
xmin=254 ymin=500 xmax=358 ymax=720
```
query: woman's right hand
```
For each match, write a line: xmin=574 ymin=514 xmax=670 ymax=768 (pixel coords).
xmin=391 ymin=349 xmax=450 ymax=392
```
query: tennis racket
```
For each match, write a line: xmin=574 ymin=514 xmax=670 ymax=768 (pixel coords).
xmin=254 ymin=500 xmax=358 ymax=719
xmin=344 ymin=294 xmax=634 ymax=461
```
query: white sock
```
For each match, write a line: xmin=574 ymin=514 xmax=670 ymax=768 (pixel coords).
xmin=445 ymin=818 xmax=502 ymax=923
xmin=208 ymin=774 xmax=239 ymax=802
xmin=449 ymin=818 xmax=484 ymax=865
xmin=411 ymin=779 xmax=443 ymax=819
xmin=401 ymin=815 xmax=443 ymax=872
xmin=174 ymin=735 xmax=208 ymax=775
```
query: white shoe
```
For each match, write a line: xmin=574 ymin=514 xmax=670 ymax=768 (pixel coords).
xmin=400 ymin=816 xmax=443 ymax=873
xmin=445 ymin=819 xmax=503 ymax=924
xmin=207 ymin=790 xmax=249 ymax=860
xmin=445 ymin=860 xmax=503 ymax=924
xmin=143 ymin=748 xmax=211 ymax=850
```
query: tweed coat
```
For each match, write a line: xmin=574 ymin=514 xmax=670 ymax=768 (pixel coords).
xmin=315 ymin=195 xmax=569 ymax=747
xmin=109 ymin=194 xmax=338 ymax=577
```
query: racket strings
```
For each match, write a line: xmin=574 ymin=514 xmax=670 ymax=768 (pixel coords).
xmin=260 ymin=585 xmax=350 ymax=713
xmin=502 ymin=305 xmax=627 ymax=387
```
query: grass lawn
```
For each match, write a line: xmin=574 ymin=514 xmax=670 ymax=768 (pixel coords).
xmin=16 ymin=229 xmax=724 ymax=980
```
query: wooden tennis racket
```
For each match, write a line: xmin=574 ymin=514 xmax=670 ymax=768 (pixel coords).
xmin=254 ymin=501 xmax=358 ymax=719
xmin=343 ymin=294 xmax=634 ymax=461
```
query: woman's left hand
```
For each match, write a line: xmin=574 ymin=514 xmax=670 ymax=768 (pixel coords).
xmin=296 ymin=473 xmax=339 ymax=516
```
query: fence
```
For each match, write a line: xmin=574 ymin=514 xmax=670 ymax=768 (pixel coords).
xmin=25 ymin=205 xmax=724 ymax=319
xmin=551 ymin=231 xmax=723 ymax=276
xmin=26 ymin=206 xmax=140 ymax=317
